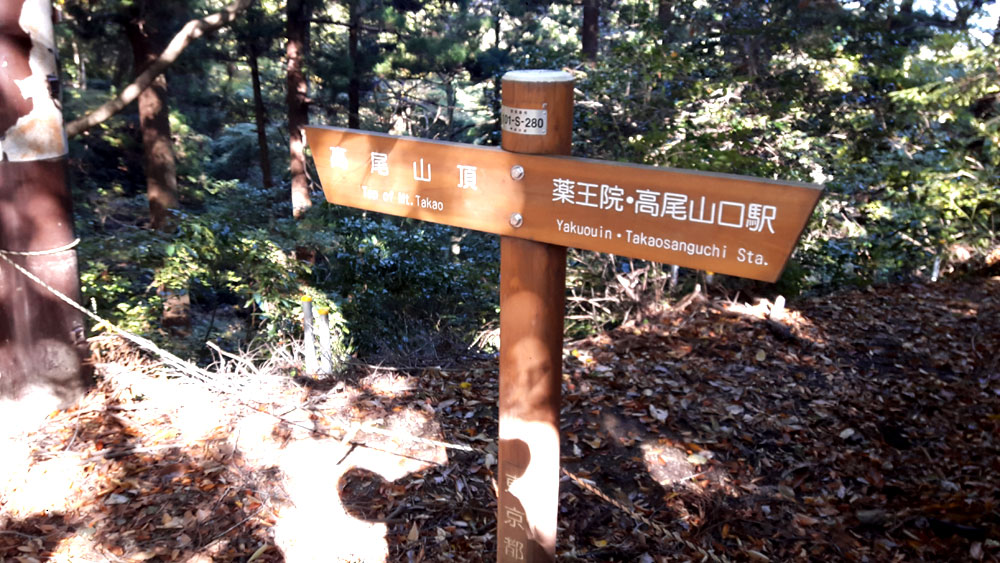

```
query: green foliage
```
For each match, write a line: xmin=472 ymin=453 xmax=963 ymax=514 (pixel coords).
xmin=206 ymin=123 xmax=266 ymax=181
xmin=890 ymin=42 xmax=999 ymax=240
xmin=574 ymin=0 xmax=998 ymax=293
xmin=64 ymin=0 xmax=1000 ymax=362
xmin=74 ymin=165 xmax=499 ymax=358
xmin=76 ymin=180 xmax=324 ymax=351
xmin=294 ymin=206 xmax=500 ymax=355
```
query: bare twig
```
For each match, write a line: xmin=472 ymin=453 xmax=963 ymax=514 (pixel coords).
xmin=206 ymin=341 xmax=260 ymax=378
xmin=205 ymin=507 xmax=264 ymax=545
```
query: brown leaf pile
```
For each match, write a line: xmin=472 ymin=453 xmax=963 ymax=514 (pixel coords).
xmin=1 ymin=275 xmax=997 ymax=562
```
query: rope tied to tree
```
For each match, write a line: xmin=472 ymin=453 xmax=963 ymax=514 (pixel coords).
xmin=0 ymin=247 xmax=219 ymax=390
xmin=0 ymin=238 xmax=80 ymax=256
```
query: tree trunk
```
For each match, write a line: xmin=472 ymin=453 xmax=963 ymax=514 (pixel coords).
xmin=126 ymin=13 xmax=179 ymax=232
xmin=994 ymin=11 xmax=999 ymax=44
xmin=491 ymin=7 xmax=502 ymax=144
xmin=71 ymin=37 xmax=86 ymax=90
xmin=248 ymin=40 xmax=272 ymax=189
xmin=445 ymin=78 xmax=456 ymax=140
xmin=348 ymin=0 xmax=360 ymax=129
xmin=286 ymin=0 xmax=312 ymax=217
xmin=0 ymin=0 xmax=90 ymax=424
xmin=658 ymin=0 xmax=673 ymax=31
xmin=582 ymin=0 xmax=598 ymax=61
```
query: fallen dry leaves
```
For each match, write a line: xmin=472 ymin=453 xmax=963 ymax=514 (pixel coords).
xmin=1 ymin=275 xmax=997 ymax=562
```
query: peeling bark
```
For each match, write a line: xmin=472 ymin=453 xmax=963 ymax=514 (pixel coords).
xmin=0 ymin=0 xmax=90 ymax=414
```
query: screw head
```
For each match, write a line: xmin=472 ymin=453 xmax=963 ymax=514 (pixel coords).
xmin=509 ymin=213 xmax=524 ymax=228
xmin=510 ymin=165 xmax=525 ymax=181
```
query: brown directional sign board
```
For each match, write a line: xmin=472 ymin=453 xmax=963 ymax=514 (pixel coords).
xmin=306 ymin=125 xmax=822 ymax=282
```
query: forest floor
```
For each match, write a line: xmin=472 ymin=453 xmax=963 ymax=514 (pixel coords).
xmin=1 ymin=274 xmax=998 ymax=562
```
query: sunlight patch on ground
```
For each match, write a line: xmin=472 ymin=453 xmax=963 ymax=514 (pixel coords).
xmin=722 ymin=298 xmax=826 ymax=345
xmin=273 ymin=439 xmax=393 ymax=563
xmin=0 ymin=387 xmax=89 ymax=519
xmin=113 ymin=373 xmax=237 ymax=443
xmin=230 ymin=392 xmax=449 ymax=562
xmin=2 ymin=343 xmax=456 ymax=563
xmin=640 ymin=442 xmax=702 ymax=487
xmin=361 ymin=371 xmax=417 ymax=397
xmin=50 ymin=533 xmax=106 ymax=562
xmin=0 ymin=452 xmax=93 ymax=518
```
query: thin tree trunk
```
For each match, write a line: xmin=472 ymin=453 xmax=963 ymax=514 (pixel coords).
xmin=445 ymin=78 xmax=456 ymax=140
xmin=348 ymin=0 xmax=360 ymax=129
xmin=127 ymin=15 xmax=179 ymax=232
xmin=248 ymin=40 xmax=272 ymax=189
xmin=582 ymin=0 xmax=598 ymax=61
xmin=71 ymin=37 xmax=86 ymax=89
xmin=0 ymin=0 xmax=90 ymax=414
xmin=658 ymin=0 xmax=673 ymax=31
xmin=491 ymin=7 xmax=502 ymax=143
xmin=286 ymin=0 xmax=312 ymax=217
xmin=112 ymin=46 xmax=130 ymax=91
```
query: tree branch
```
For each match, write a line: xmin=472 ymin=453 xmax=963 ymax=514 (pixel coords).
xmin=65 ymin=0 xmax=254 ymax=138
xmin=308 ymin=18 xmax=385 ymax=34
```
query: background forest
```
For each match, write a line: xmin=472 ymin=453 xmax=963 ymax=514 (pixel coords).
xmin=58 ymin=0 xmax=999 ymax=360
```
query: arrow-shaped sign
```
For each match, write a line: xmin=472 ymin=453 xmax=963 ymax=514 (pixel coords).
xmin=306 ymin=125 xmax=822 ymax=282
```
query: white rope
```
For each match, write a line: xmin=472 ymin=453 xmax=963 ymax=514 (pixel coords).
xmin=0 ymin=248 xmax=217 ymax=388
xmin=0 ymin=238 xmax=80 ymax=256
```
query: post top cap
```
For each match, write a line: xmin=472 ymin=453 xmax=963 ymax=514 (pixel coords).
xmin=502 ymin=69 xmax=574 ymax=83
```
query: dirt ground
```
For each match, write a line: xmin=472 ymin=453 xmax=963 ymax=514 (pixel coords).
xmin=2 ymin=275 xmax=998 ymax=562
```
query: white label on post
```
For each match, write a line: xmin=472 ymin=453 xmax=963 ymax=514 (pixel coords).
xmin=501 ymin=106 xmax=547 ymax=136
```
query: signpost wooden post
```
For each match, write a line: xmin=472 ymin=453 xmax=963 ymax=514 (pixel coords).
xmin=305 ymin=69 xmax=822 ymax=561
xmin=494 ymin=70 xmax=574 ymax=563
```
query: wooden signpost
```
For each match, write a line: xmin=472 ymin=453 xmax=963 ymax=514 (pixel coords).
xmin=306 ymin=69 xmax=822 ymax=562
